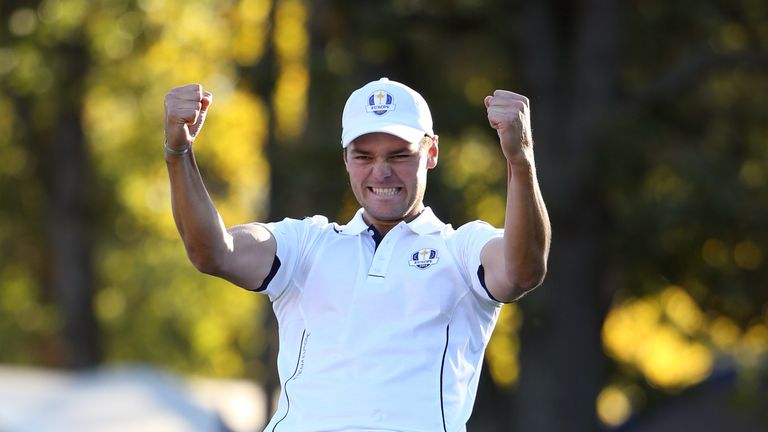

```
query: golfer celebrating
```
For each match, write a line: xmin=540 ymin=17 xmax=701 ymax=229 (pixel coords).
xmin=164 ymin=77 xmax=550 ymax=431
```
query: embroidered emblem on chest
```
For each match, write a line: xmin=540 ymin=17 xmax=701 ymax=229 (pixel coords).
xmin=409 ymin=248 xmax=440 ymax=269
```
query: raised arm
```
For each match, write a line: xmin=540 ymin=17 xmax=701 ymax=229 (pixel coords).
xmin=164 ymin=84 xmax=276 ymax=291
xmin=479 ymin=90 xmax=551 ymax=303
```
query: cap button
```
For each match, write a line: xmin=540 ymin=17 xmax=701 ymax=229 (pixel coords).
xmin=380 ymin=77 xmax=389 ymax=82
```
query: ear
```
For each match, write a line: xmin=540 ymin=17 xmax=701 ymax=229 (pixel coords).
xmin=343 ymin=148 xmax=350 ymax=172
xmin=426 ymin=135 xmax=439 ymax=169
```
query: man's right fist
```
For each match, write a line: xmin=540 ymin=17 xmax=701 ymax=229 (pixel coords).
xmin=164 ymin=84 xmax=213 ymax=150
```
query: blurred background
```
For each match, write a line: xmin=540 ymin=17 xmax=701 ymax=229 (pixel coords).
xmin=1 ymin=0 xmax=767 ymax=431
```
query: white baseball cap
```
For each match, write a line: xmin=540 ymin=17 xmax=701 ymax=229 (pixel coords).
xmin=341 ymin=77 xmax=434 ymax=148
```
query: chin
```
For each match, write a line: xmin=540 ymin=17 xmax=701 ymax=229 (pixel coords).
xmin=367 ymin=212 xmax=406 ymax=222
xmin=363 ymin=206 xmax=407 ymax=222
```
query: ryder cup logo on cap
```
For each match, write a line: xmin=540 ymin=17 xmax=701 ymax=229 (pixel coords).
xmin=341 ymin=77 xmax=434 ymax=148
xmin=367 ymin=90 xmax=395 ymax=115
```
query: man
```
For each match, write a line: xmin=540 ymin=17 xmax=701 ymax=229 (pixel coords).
xmin=164 ymin=77 xmax=550 ymax=431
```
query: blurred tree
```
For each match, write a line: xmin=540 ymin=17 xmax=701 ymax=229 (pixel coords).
xmin=507 ymin=0 xmax=626 ymax=430
xmin=596 ymin=0 xmax=768 ymax=426
xmin=0 ymin=0 xmax=100 ymax=368
xmin=0 ymin=0 xmax=275 ymax=380
xmin=81 ymin=0 xmax=274 ymax=380
xmin=47 ymin=40 xmax=101 ymax=369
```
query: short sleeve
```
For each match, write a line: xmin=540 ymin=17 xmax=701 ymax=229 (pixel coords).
xmin=257 ymin=215 xmax=330 ymax=301
xmin=451 ymin=221 xmax=504 ymax=304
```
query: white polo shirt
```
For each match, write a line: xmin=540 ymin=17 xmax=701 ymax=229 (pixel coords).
xmin=258 ymin=207 xmax=504 ymax=432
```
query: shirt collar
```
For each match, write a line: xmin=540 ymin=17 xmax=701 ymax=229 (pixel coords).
xmin=339 ymin=208 xmax=369 ymax=235
xmin=338 ymin=207 xmax=445 ymax=236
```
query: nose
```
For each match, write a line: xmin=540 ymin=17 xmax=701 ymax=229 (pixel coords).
xmin=372 ymin=159 xmax=392 ymax=179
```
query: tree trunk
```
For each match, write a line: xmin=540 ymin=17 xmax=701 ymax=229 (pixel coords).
xmin=236 ymin=0 xmax=280 ymax=421
xmin=512 ymin=0 xmax=625 ymax=430
xmin=47 ymin=42 xmax=101 ymax=369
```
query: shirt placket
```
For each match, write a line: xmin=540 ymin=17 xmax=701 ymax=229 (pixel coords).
xmin=367 ymin=224 xmax=405 ymax=283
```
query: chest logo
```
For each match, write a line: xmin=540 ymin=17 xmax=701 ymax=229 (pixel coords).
xmin=409 ymin=248 xmax=439 ymax=269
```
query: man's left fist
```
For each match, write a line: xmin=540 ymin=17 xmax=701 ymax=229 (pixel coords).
xmin=484 ymin=90 xmax=533 ymax=164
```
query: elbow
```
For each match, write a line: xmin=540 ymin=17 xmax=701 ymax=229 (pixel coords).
xmin=523 ymin=261 xmax=548 ymax=289
xmin=186 ymin=246 xmax=224 ymax=276
xmin=519 ymin=270 xmax=547 ymax=294
xmin=518 ymin=260 xmax=547 ymax=291
xmin=497 ymin=263 xmax=547 ymax=303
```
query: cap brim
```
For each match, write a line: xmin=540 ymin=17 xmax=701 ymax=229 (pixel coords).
xmin=342 ymin=123 xmax=427 ymax=148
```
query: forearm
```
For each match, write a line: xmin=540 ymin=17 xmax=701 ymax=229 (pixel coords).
xmin=502 ymin=158 xmax=551 ymax=290
xmin=165 ymin=149 xmax=233 ymax=273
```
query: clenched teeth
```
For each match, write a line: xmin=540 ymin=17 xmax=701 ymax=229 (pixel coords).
xmin=370 ymin=187 xmax=400 ymax=196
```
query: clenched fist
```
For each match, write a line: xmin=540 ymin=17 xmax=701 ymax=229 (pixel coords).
xmin=484 ymin=90 xmax=533 ymax=165
xmin=164 ymin=84 xmax=213 ymax=151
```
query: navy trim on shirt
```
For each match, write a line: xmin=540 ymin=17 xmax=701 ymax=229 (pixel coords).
xmin=255 ymin=256 xmax=282 ymax=292
xmin=271 ymin=329 xmax=307 ymax=431
xmin=477 ymin=264 xmax=511 ymax=303
xmin=367 ymin=225 xmax=384 ymax=251
xmin=439 ymin=324 xmax=450 ymax=432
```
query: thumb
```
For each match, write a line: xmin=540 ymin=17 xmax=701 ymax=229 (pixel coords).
xmin=189 ymin=91 xmax=213 ymax=139
xmin=485 ymin=95 xmax=501 ymax=130
xmin=201 ymin=91 xmax=213 ymax=111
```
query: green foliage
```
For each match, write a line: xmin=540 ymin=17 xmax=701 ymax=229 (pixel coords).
xmin=0 ymin=0 xmax=274 ymax=379
xmin=595 ymin=0 xmax=768 ymax=424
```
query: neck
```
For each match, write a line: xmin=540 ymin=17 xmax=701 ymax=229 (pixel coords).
xmin=363 ymin=218 xmax=400 ymax=236
xmin=363 ymin=207 xmax=426 ymax=236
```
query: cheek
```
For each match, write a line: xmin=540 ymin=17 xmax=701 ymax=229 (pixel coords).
xmin=345 ymin=163 xmax=359 ymax=178
xmin=346 ymin=167 xmax=366 ymax=189
xmin=413 ymin=163 xmax=429 ymax=182
xmin=399 ymin=162 xmax=423 ymax=180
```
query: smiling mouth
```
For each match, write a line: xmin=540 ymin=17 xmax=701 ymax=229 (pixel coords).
xmin=368 ymin=187 xmax=401 ymax=196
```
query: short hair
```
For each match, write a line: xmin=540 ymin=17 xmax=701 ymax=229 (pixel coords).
xmin=419 ymin=135 xmax=435 ymax=149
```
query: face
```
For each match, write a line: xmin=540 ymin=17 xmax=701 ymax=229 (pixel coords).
xmin=344 ymin=133 xmax=439 ymax=230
